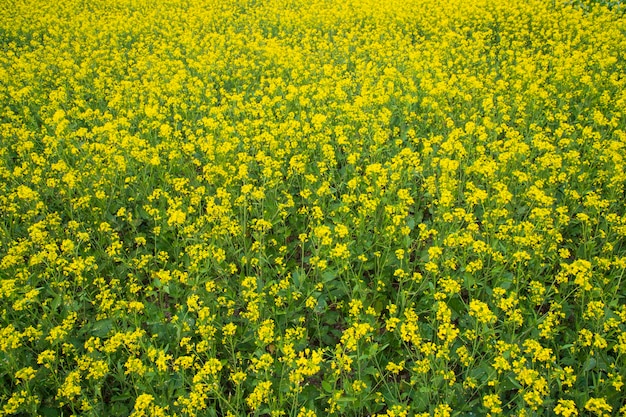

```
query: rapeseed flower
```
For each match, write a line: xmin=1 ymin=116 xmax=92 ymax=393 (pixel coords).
xmin=1 ymin=0 xmax=625 ymax=415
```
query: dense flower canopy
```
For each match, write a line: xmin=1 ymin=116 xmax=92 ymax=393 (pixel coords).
xmin=1 ymin=0 xmax=625 ymax=416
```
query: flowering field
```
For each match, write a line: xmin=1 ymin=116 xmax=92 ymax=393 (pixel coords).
xmin=1 ymin=0 xmax=626 ymax=416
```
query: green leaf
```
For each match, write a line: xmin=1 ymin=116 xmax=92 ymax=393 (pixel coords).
xmin=292 ymin=270 xmax=303 ymax=287
xmin=411 ymin=388 xmax=430 ymax=411
xmin=337 ymin=396 xmax=357 ymax=403
xmin=51 ymin=294 xmax=62 ymax=312
xmin=506 ymin=375 xmax=522 ymax=390
xmin=582 ymin=357 xmax=596 ymax=372
xmin=374 ymin=300 xmax=384 ymax=314
xmin=40 ymin=407 xmax=61 ymax=417
xmin=111 ymin=393 xmax=132 ymax=401
xmin=364 ymin=366 xmax=379 ymax=376
xmin=322 ymin=270 xmax=338 ymax=283
xmin=314 ymin=297 xmax=327 ymax=313
xmin=110 ymin=402 xmax=131 ymax=416
xmin=91 ymin=319 xmax=113 ymax=337
xmin=464 ymin=273 xmax=476 ymax=289
xmin=448 ymin=296 xmax=465 ymax=317
xmin=322 ymin=380 xmax=333 ymax=392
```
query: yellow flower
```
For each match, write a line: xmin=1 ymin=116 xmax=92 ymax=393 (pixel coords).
xmin=222 ymin=322 xmax=237 ymax=337
xmin=297 ymin=407 xmax=317 ymax=417
xmin=385 ymin=360 xmax=405 ymax=374
xmin=434 ymin=404 xmax=452 ymax=417
xmin=554 ymin=399 xmax=578 ymax=417
xmin=230 ymin=371 xmax=247 ymax=385
xmin=36 ymin=350 xmax=56 ymax=368
xmin=258 ymin=319 xmax=276 ymax=345
xmin=167 ymin=208 xmax=186 ymax=226
xmin=246 ymin=381 xmax=272 ymax=411
xmin=124 ymin=357 xmax=147 ymax=377
xmin=130 ymin=394 xmax=154 ymax=417
xmin=86 ymin=360 xmax=109 ymax=380
xmin=352 ymin=379 xmax=367 ymax=393
xmin=14 ymin=367 xmax=36 ymax=383
xmin=584 ymin=397 xmax=612 ymax=416
xmin=483 ymin=394 xmax=502 ymax=414
xmin=469 ymin=300 xmax=497 ymax=324
xmin=57 ymin=370 xmax=81 ymax=404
